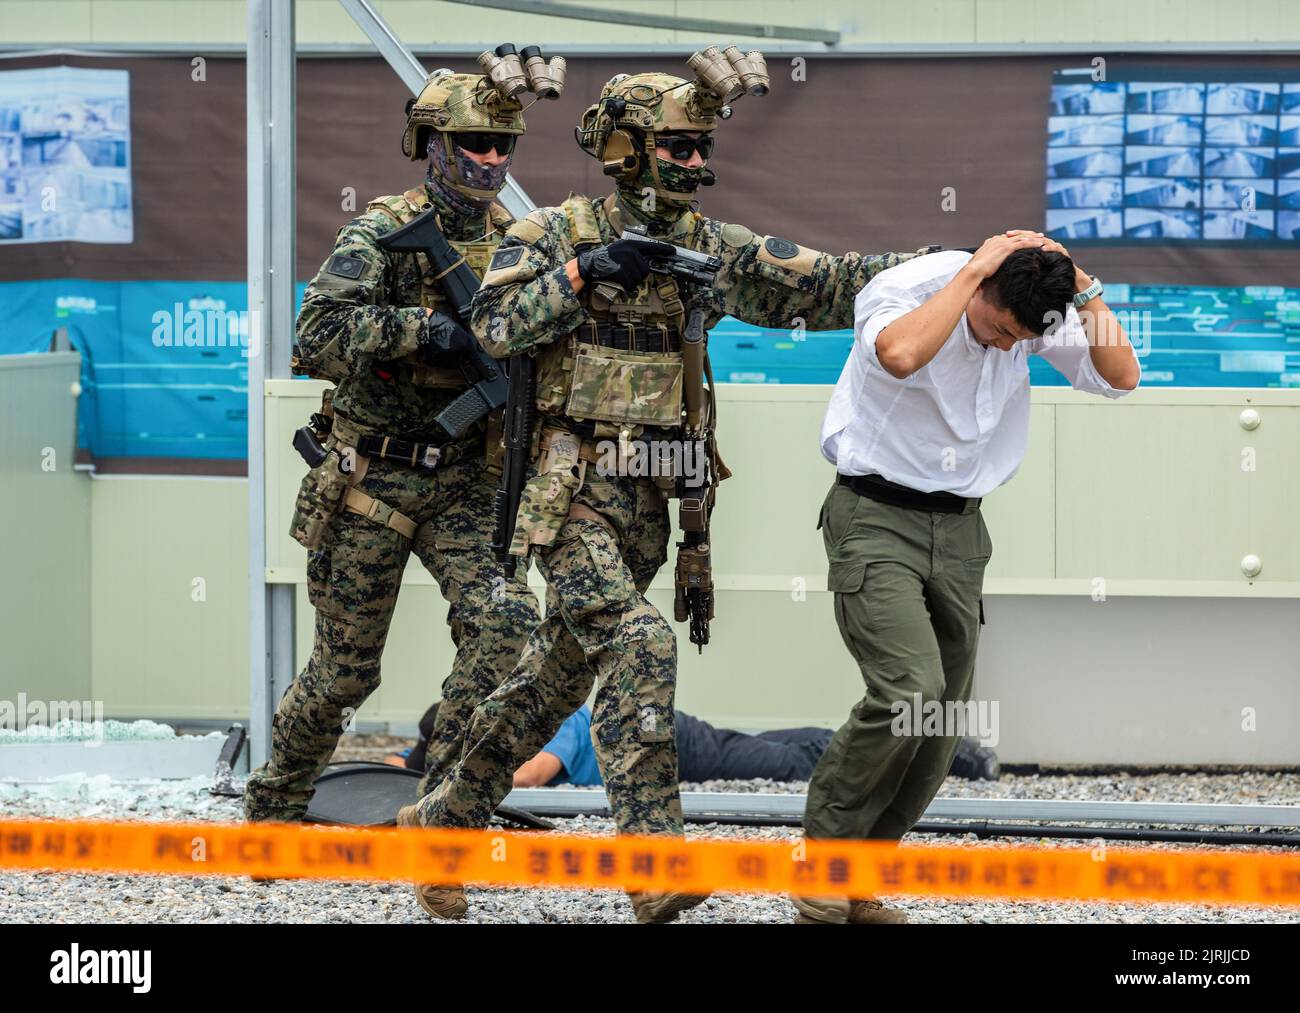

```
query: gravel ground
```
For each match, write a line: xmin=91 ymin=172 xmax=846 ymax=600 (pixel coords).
xmin=2 ymin=741 xmax=1297 ymax=924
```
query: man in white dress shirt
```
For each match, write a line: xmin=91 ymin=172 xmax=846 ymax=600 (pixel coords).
xmin=796 ymin=231 xmax=1140 ymax=925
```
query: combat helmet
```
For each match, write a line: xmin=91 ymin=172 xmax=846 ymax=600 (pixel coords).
xmin=401 ymin=45 xmax=566 ymax=201
xmin=575 ymin=46 xmax=769 ymax=207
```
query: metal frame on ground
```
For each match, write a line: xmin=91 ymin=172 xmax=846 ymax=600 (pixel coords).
xmin=503 ymin=788 xmax=1300 ymax=829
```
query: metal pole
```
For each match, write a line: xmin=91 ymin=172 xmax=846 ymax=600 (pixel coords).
xmin=441 ymin=0 xmax=841 ymax=45
xmin=502 ymin=788 xmax=1300 ymax=829
xmin=247 ymin=0 xmax=297 ymax=767
xmin=337 ymin=0 xmax=535 ymax=218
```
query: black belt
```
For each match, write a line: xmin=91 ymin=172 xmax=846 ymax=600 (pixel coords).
xmin=354 ymin=433 xmax=445 ymax=470
xmin=584 ymin=319 xmax=682 ymax=353
xmin=332 ymin=412 xmax=474 ymax=471
xmin=838 ymin=473 xmax=978 ymax=514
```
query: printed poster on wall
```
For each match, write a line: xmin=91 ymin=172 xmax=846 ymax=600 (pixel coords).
xmin=0 ymin=66 xmax=132 ymax=245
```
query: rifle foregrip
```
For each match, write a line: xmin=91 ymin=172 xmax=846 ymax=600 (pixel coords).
xmin=435 ymin=388 xmax=490 ymax=440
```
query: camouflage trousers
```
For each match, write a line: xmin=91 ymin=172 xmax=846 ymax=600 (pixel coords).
xmin=415 ymin=473 xmax=683 ymax=836
xmin=243 ymin=449 xmax=539 ymax=823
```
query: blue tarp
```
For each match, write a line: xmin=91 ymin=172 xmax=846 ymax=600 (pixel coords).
xmin=2 ymin=278 xmax=1298 ymax=460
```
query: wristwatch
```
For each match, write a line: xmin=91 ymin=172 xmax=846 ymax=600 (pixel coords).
xmin=1073 ymin=275 xmax=1103 ymax=308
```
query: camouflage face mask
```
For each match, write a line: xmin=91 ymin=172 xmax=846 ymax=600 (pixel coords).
xmin=616 ymin=154 xmax=705 ymax=230
xmin=652 ymin=156 xmax=706 ymax=205
xmin=426 ymin=132 xmax=512 ymax=212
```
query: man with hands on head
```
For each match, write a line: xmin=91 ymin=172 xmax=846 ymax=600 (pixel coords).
xmin=797 ymin=231 xmax=1139 ymax=925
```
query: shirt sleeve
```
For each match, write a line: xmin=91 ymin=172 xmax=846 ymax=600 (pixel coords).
xmin=1027 ymin=305 xmax=1138 ymax=399
xmin=854 ymin=274 xmax=922 ymax=370
xmin=538 ymin=712 xmax=585 ymax=782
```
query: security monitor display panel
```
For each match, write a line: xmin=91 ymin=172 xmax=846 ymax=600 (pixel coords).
xmin=1047 ymin=70 xmax=1298 ymax=244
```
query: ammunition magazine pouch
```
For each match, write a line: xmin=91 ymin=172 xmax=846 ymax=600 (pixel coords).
xmin=579 ymin=319 xmax=682 ymax=354
xmin=565 ymin=343 xmax=684 ymax=429
xmin=409 ymin=362 xmax=473 ymax=389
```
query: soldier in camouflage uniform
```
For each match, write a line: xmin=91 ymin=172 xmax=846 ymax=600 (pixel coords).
xmin=403 ymin=51 xmax=931 ymax=923
xmin=243 ymin=67 xmax=547 ymax=823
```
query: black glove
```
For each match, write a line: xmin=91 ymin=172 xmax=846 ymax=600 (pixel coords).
xmin=420 ymin=310 xmax=476 ymax=363
xmin=576 ymin=238 xmax=675 ymax=291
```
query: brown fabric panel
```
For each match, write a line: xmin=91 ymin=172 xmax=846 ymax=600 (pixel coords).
xmin=2 ymin=52 xmax=1298 ymax=286
xmin=0 ymin=54 xmax=247 ymax=278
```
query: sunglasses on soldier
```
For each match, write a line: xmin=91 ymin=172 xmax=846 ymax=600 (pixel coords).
xmin=657 ymin=133 xmax=715 ymax=161
xmin=456 ymin=132 xmax=516 ymax=156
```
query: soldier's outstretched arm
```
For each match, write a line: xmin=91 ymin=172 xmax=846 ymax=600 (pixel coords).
xmin=717 ymin=223 xmax=929 ymax=332
xmin=470 ymin=211 xmax=585 ymax=359
xmin=296 ymin=213 xmax=431 ymax=368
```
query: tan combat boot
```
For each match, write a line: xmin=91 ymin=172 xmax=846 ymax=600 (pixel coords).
xmin=628 ymin=890 xmax=712 ymax=924
xmin=396 ymin=804 xmax=468 ymax=920
xmin=792 ymin=894 xmax=908 ymax=924
xmin=848 ymin=897 xmax=908 ymax=924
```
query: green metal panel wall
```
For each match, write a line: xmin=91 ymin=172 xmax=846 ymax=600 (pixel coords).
xmin=0 ymin=354 xmax=91 ymax=708
xmin=89 ymin=476 xmax=248 ymax=719
xmin=12 ymin=375 xmax=1294 ymax=761
xmin=257 ymin=381 xmax=1300 ymax=738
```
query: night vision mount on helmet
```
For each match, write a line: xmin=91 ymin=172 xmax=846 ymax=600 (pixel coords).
xmin=400 ymin=45 xmax=566 ymax=202
xmin=400 ymin=44 xmax=567 ymax=160
xmin=477 ymin=43 xmax=567 ymax=100
xmin=575 ymin=46 xmax=770 ymax=203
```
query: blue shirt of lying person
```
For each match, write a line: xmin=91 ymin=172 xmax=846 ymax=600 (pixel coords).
xmin=539 ymin=705 xmax=603 ymax=787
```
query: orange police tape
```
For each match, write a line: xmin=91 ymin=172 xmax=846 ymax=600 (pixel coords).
xmin=1 ymin=818 xmax=1299 ymax=906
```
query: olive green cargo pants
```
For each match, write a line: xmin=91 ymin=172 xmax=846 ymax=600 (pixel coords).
xmin=803 ymin=480 xmax=991 ymax=842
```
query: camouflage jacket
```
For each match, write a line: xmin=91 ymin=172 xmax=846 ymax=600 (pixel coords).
xmin=471 ymin=191 xmax=922 ymax=361
xmin=296 ymin=183 xmax=512 ymax=439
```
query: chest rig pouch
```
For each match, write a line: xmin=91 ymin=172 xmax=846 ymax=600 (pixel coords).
xmin=537 ymin=196 xmax=688 ymax=436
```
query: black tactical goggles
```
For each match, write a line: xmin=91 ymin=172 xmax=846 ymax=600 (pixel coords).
xmin=657 ymin=133 xmax=714 ymax=161
xmin=455 ymin=132 xmax=517 ymax=156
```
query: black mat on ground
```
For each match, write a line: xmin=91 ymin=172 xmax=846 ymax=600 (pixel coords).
xmin=304 ymin=762 xmax=552 ymax=830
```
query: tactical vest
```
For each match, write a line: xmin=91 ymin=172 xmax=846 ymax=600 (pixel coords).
xmin=295 ymin=186 xmax=511 ymax=388
xmin=534 ymin=194 xmax=702 ymax=438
